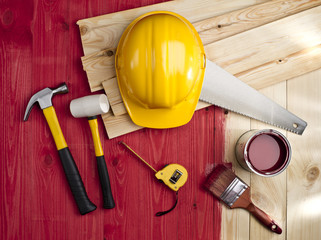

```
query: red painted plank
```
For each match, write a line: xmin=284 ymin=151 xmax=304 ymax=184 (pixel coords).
xmin=102 ymin=106 xmax=225 ymax=240
xmin=1 ymin=1 xmax=34 ymax=239
xmin=0 ymin=0 xmax=226 ymax=239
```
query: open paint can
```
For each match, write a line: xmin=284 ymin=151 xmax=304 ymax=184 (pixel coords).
xmin=235 ymin=129 xmax=291 ymax=177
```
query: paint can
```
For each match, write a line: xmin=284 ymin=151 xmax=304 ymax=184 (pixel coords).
xmin=235 ymin=129 xmax=291 ymax=177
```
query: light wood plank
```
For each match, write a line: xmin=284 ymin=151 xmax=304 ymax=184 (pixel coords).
xmin=249 ymin=83 xmax=287 ymax=239
xmin=99 ymin=4 xmax=321 ymax=139
xmin=101 ymin=111 xmax=143 ymax=139
xmin=102 ymin=78 xmax=127 ymax=116
xmin=77 ymin=0 xmax=266 ymax=92
xmin=236 ymin=44 xmax=321 ymax=90
xmin=79 ymin=0 xmax=321 ymax=92
xmin=194 ymin=0 xmax=321 ymax=45
xmin=205 ymin=5 xmax=321 ymax=75
xmin=102 ymin=41 xmax=321 ymax=138
xmin=83 ymin=42 xmax=321 ymax=93
xmin=222 ymin=112 xmax=251 ymax=240
xmin=77 ymin=0 xmax=259 ymax=56
xmin=286 ymin=69 xmax=321 ymax=240
xmin=81 ymin=49 xmax=115 ymax=92
xmin=101 ymin=100 xmax=212 ymax=139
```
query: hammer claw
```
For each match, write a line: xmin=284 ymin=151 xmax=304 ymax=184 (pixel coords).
xmin=23 ymin=83 xmax=69 ymax=121
xmin=23 ymin=94 xmax=38 ymax=121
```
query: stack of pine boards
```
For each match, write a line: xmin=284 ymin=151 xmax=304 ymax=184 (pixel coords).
xmin=77 ymin=1 xmax=321 ymax=239
xmin=77 ymin=0 xmax=321 ymax=139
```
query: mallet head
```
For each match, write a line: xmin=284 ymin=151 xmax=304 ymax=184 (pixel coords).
xmin=23 ymin=83 xmax=69 ymax=121
xmin=70 ymin=94 xmax=110 ymax=118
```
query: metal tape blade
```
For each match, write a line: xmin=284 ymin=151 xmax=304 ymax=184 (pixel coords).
xmin=200 ymin=59 xmax=307 ymax=135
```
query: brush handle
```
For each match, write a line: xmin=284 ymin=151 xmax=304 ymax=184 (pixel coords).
xmin=247 ymin=203 xmax=282 ymax=234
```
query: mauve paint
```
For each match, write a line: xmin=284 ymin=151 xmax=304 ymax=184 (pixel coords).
xmin=247 ymin=133 xmax=288 ymax=174
xmin=235 ymin=129 xmax=291 ymax=177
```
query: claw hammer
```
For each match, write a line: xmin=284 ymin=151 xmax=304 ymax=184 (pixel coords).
xmin=23 ymin=83 xmax=97 ymax=215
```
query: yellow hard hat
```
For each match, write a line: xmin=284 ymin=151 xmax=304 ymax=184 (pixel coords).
xmin=115 ymin=11 xmax=206 ymax=128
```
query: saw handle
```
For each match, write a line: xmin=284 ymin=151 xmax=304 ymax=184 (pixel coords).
xmin=88 ymin=117 xmax=115 ymax=209
xmin=43 ymin=106 xmax=96 ymax=215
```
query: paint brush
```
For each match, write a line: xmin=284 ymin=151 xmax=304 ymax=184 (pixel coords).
xmin=204 ymin=164 xmax=282 ymax=234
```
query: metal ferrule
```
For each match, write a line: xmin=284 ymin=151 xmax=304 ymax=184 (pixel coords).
xmin=220 ymin=177 xmax=248 ymax=207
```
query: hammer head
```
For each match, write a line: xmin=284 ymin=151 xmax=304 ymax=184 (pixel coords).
xmin=23 ymin=83 xmax=69 ymax=121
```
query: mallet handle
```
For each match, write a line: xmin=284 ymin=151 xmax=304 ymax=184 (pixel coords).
xmin=88 ymin=117 xmax=115 ymax=209
xmin=96 ymin=155 xmax=115 ymax=209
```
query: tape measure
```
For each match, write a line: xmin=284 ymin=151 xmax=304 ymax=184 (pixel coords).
xmin=120 ymin=141 xmax=188 ymax=216
xmin=120 ymin=141 xmax=188 ymax=191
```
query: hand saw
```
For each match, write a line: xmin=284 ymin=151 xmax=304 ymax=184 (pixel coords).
xmin=200 ymin=59 xmax=307 ymax=135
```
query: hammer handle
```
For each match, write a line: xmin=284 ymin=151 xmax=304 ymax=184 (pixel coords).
xmin=58 ymin=147 xmax=97 ymax=215
xmin=43 ymin=107 xmax=96 ymax=215
xmin=88 ymin=117 xmax=115 ymax=209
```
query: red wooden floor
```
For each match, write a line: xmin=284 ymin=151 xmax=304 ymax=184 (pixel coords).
xmin=1 ymin=0 xmax=226 ymax=239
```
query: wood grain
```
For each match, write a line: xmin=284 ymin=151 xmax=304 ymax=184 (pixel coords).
xmin=204 ymin=5 xmax=321 ymax=75
xmin=249 ymin=83 xmax=287 ymax=240
xmin=222 ymin=112 xmax=251 ymax=240
xmin=77 ymin=0 xmax=256 ymax=56
xmin=77 ymin=0 xmax=321 ymax=139
xmin=81 ymin=49 xmax=116 ymax=92
xmin=102 ymin=78 xmax=127 ymax=116
xmin=287 ymin=69 xmax=321 ymax=240
xmin=102 ymin=111 xmax=143 ymax=139
xmin=194 ymin=0 xmax=321 ymax=45
xmin=102 ymin=106 xmax=224 ymax=239
xmin=235 ymin=44 xmax=321 ymax=90
xmin=78 ymin=0 xmax=269 ymax=92
xmin=1 ymin=2 xmax=228 ymax=239
xmin=29 ymin=0 xmax=103 ymax=239
xmin=101 ymin=93 xmax=213 ymax=139
xmin=1 ymin=1 xmax=34 ymax=239
xmin=79 ymin=0 xmax=321 ymax=92
xmin=220 ymin=55 xmax=321 ymax=239
xmin=2 ymin=1 xmax=321 ymax=240
xmin=101 ymin=37 xmax=321 ymax=138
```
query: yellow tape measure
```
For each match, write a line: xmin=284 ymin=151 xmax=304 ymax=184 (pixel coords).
xmin=120 ymin=141 xmax=188 ymax=191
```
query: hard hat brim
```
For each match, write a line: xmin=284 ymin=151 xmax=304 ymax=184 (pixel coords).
xmin=121 ymin=81 xmax=204 ymax=129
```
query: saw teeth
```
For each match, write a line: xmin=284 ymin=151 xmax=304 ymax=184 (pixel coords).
xmin=198 ymin=96 xmax=300 ymax=135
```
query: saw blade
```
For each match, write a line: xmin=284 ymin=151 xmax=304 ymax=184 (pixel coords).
xmin=200 ymin=59 xmax=307 ymax=135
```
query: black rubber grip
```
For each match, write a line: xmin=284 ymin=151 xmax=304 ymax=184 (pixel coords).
xmin=58 ymin=147 xmax=97 ymax=215
xmin=96 ymin=155 xmax=115 ymax=209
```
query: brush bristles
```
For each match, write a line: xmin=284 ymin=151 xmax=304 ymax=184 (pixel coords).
xmin=204 ymin=165 xmax=237 ymax=198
